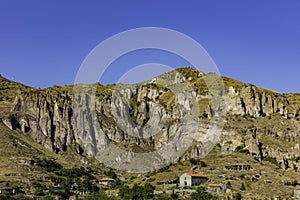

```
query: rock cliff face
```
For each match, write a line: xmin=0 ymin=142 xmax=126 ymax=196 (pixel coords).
xmin=3 ymin=68 xmax=300 ymax=171
xmin=226 ymin=85 xmax=289 ymax=117
xmin=4 ymin=89 xmax=74 ymax=152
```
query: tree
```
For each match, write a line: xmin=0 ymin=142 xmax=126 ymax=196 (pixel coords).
xmin=226 ymin=181 xmax=232 ymax=189
xmin=42 ymin=196 xmax=55 ymax=200
xmin=170 ymin=193 xmax=179 ymax=199
xmin=189 ymin=158 xmax=198 ymax=165
xmin=188 ymin=158 xmax=207 ymax=167
xmin=131 ymin=184 xmax=144 ymax=200
xmin=191 ymin=187 xmax=218 ymax=200
xmin=118 ymin=183 xmax=155 ymax=200
xmin=104 ymin=169 xmax=117 ymax=179
xmin=233 ymin=193 xmax=242 ymax=200
xmin=35 ymin=158 xmax=62 ymax=172
xmin=118 ymin=185 xmax=130 ymax=200
xmin=240 ymin=182 xmax=245 ymax=191
xmin=143 ymin=183 xmax=155 ymax=199
xmin=85 ymin=190 xmax=114 ymax=200
xmin=110 ymin=178 xmax=123 ymax=189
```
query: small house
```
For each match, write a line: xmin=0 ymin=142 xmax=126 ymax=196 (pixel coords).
xmin=99 ymin=178 xmax=115 ymax=186
xmin=179 ymin=172 xmax=208 ymax=187
xmin=207 ymin=184 xmax=225 ymax=193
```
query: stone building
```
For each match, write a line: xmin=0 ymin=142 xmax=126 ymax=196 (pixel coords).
xmin=179 ymin=172 xmax=208 ymax=187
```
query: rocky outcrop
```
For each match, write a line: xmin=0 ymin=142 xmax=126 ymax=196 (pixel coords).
xmin=226 ymin=86 xmax=288 ymax=117
xmin=3 ymin=69 xmax=300 ymax=171
xmin=6 ymin=89 xmax=75 ymax=152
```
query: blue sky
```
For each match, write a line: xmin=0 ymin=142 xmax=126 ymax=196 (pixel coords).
xmin=0 ymin=0 xmax=299 ymax=93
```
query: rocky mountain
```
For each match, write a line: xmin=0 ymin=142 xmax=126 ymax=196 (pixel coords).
xmin=2 ymin=68 xmax=300 ymax=174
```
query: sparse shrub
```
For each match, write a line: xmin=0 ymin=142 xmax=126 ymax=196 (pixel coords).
xmin=170 ymin=193 xmax=179 ymax=199
xmin=84 ymin=190 xmax=114 ymax=200
xmin=263 ymin=157 xmax=280 ymax=167
xmin=118 ymin=183 xmax=155 ymax=200
xmin=295 ymin=156 xmax=300 ymax=162
xmin=191 ymin=186 xmax=218 ymax=200
xmin=233 ymin=193 xmax=242 ymax=200
xmin=104 ymin=169 xmax=117 ymax=179
xmin=142 ymin=117 xmax=150 ymax=126
xmin=35 ymin=158 xmax=62 ymax=172
xmin=42 ymin=196 xmax=55 ymax=200
xmin=235 ymin=144 xmax=245 ymax=152
xmin=188 ymin=158 xmax=207 ymax=167
xmin=110 ymin=178 xmax=123 ymax=189
xmin=202 ymin=112 xmax=208 ymax=118
xmin=240 ymin=182 xmax=246 ymax=190
xmin=226 ymin=181 xmax=232 ymax=189
xmin=55 ymin=166 xmax=88 ymax=178
xmin=148 ymin=177 xmax=156 ymax=182
xmin=189 ymin=158 xmax=198 ymax=165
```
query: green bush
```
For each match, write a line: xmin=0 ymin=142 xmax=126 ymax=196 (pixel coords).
xmin=235 ymin=144 xmax=245 ymax=152
xmin=41 ymin=196 xmax=55 ymax=200
xmin=233 ymin=193 xmax=242 ymax=200
xmin=190 ymin=187 xmax=218 ymax=200
xmin=189 ymin=158 xmax=207 ymax=167
xmin=110 ymin=178 xmax=123 ymax=189
xmin=35 ymin=158 xmax=62 ymax=172
xmin=55 ymin=166 xmax=89 ymax=178
xmin=226 ymin=181 xmax=232 ymax=189
xmin=83 ymin=190 xmax=113 ymax=200
xmin=263 ymin=157 xmax=280 ymax=167
xmin=118 ymin=183 xmax=155 ymax=200
xmin=104 ymin=169 xmax=117 ymax=179
xmin=240 ymin=182 xmax=245 ymax=190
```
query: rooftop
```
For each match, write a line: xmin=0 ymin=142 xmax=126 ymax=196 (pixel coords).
xmin=208 ymin=184 xmax=222 ymax=187
xmin=187 ymin=172 xmax=207 ymax=178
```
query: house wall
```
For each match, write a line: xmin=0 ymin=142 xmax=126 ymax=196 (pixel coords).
xmin=179 ymin=174 xmax=192 ymax=187
xmin=191 ymin=177 xmax=208 ymax=186
xmin=179 ymin=174 xmax=208 ymax=187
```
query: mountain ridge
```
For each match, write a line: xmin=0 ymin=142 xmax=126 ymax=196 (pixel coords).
xmin=2 ymin=68 xmax=299 ymax=160
xmin=1 ymin=67 xmax=300 ymax=199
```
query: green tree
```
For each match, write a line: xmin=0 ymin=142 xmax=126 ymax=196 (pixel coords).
xmin=42 ymin=196 xmax=55 ymax=200
xmin=110 ymin=178 xmax=123 ymax=189
xmin=104 ymin=169 xmax=117 ymax=179
xmin=233 ymin=193 xmax=242 ymax=200
xmin=240 ymin=182 xmax=245 ymax=191
xmin=118 ymin=183 xmax=155 ymax=200
xmin=226 ymin=181 xmax=232 ymax=189
xmin=191 ymin=187 xmax=218 ymax=200
xmin=143 ymin=183 xmax=155 ymax=199
xmin=170 ymin=193 xmax=179 ymax=199
xmin=84 ymin=190 xmax=114 ymax=200
xmin=35 ymin=158 xmax=62 ymax=172
xmin=118 ymin=185 xmax=130 ymax=200
xmin=131 ymin=184 xmax=144 ymax=200
xmin=189 ymin=158 xmax=198 ymax=165
xmin=154 ymin=195 xmax=173 ymax=200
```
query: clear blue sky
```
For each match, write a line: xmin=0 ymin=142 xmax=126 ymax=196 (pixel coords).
xmin=0 ymin=0 xmax=299 ymax=93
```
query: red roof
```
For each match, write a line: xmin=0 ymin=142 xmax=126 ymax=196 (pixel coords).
xmin=187 ymin=172 xmax=207 ymax=178
xmin=208 ymin=184 xmax=221 ymax=187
